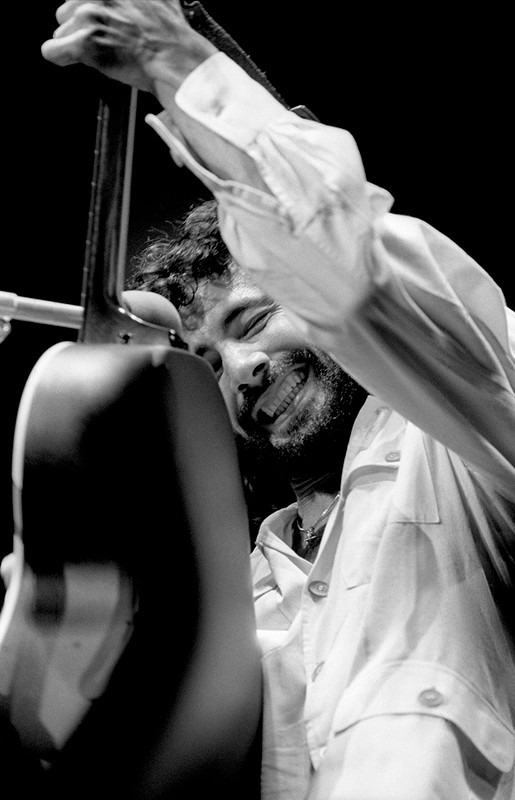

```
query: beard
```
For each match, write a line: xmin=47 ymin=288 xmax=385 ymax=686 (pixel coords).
xmin=234 ymin=348 xmax=367 ymax=479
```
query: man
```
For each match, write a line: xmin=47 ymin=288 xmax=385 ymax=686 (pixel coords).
xmin=41 ymin=2 xmax=515 ymax=798
xmin=128 ymin=198 xmax=365 ymax=544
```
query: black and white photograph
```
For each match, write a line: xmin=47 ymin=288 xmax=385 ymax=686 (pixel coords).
xmin=0 ymin=3 xmax=513 ymax=798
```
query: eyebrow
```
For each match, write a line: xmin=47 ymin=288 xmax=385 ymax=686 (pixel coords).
xmin=222 ymin=297 xmax=271 ymax=330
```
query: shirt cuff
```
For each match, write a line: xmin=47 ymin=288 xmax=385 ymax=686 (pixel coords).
xmin=145 ymin=53 xmax=288 ymax=203
xmin=174 ymin=52 xmax=292 ymax=150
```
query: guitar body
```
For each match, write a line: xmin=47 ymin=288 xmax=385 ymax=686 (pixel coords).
xmin=0 ymin=9 xmax=286 ymax=793
xmin=0 ymin=342 xmax=262 ymax=798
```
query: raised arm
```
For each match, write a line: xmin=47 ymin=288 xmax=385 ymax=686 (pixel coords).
xmin=42 ymin=1 xmax=515 ymax=503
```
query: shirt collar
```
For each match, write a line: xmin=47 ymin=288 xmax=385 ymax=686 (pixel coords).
xmin=252 ymin=397 xmax=407 ymax=596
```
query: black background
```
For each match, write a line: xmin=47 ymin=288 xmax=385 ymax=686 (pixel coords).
xmin=0 ymin=2 xmax=512 ymax=558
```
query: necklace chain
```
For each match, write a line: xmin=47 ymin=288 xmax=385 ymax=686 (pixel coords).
xmin=295 ymin=492 xmax=340 ymax=545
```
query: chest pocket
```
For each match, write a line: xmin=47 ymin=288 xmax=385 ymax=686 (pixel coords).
xmin=387 ymin=425 xmax=440 ymax=524
xmin=334 ymin=425 xmax=439 ymax=589
xmin=337 ymin=474 xmax=398 ymax=589
xmin=331 ymin=661 xmax=515 ymax=776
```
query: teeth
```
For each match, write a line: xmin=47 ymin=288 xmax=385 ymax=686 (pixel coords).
xmin=260 ymin=370 xmax=305 ymax=420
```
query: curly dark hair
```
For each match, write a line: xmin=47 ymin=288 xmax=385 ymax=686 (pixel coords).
xmin=128 ymin=197 xmax=295 ymax=539
xmin=128 ymin=199 xmax=234 ymax=321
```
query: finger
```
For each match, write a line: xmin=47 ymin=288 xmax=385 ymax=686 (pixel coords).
xmin=43 ymin=3 xmax=111 ymax=66
xmin=122 ymin=290 xmax=185 ymax=334
xmin=0 ymin=553 xmax=15 ymax=589
xmin=55 ymin=0 xmax=102 ymax=25
xmin=53 ymin=2 xmax=107 ymax=39
xmin=41 ymin=26 xmax=96 ymax=66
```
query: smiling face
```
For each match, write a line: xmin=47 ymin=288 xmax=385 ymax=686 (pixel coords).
xmin=183 ymin=271 xmax=366 ymax=476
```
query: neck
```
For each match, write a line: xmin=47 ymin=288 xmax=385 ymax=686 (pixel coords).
xmin=290 ymin=469 xmax=341 ymax=531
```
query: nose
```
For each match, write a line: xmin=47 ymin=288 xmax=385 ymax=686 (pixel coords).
xmin=222 ymin=343 xmax=269 ymax=394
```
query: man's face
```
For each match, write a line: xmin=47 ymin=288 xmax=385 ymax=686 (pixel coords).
xmin=183 ymin=273 xmax=365 ymax=474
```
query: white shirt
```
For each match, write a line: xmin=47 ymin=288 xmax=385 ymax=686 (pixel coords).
xmin=252 ymin=398 xmax=515 ymax=799
xmin=148 ymin=53 xmax=515 ymax=799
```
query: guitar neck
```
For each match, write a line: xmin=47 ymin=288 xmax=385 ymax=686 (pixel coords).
xmin=80 ymin=82 xmax=181 ymax=347
xmin=80 ymin=3 xmax=311 ymax=348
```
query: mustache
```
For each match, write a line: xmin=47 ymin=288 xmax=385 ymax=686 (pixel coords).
xmin=237 ymin=377 xmax=272 ymax=430
xmin=236 ymin=348 xmax=322 ymax=431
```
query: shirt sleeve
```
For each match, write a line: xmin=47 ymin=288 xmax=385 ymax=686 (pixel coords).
xmin=146 ymin=53 xmax=515 ymax=503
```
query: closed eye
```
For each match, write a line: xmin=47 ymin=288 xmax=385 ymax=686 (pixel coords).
xmin=240 ymin=306 xmax=278 ymax=339
xmin=242 ymin=313 xmax=270 ymax=337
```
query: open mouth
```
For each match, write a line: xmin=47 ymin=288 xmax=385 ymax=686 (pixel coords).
xmin=253 ymin=367 xmax=308 ymax=424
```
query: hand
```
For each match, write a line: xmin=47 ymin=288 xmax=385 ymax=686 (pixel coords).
xmin=41 ymin=0 xmax=217 ymax=94
xmin=1 ymin=552 xmax=15 ymax=590
xmin=122 ymin=290 xmax=184 ymax=335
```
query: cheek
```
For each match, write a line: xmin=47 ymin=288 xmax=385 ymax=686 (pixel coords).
xmin=264 ymin=319 xmax=308 ymax=351
xmin=249 ymin=333 xmax=310 ymax=373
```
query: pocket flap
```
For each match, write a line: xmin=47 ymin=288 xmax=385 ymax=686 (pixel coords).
xmin=333 ymin=662 xmax=514 ymax=773
xmin=389 ymin=426 xmax=440 ymax=524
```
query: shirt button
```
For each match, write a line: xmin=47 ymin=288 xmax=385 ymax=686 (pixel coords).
xmin=319 ymin=746 xmax=327 ymax=760
xmin=311 ymin=661 xmax=325 ymax=681
xmin=308 ymin=581 xmax=329 ymax=597
xmin=418 ymin=688 xmax=444 ymax=707
xmin=385 ymin=450 xmax=400 ymax=462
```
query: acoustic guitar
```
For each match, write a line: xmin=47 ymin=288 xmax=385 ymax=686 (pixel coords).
xmin=0 ymin=8 xmax=264 ymax=795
